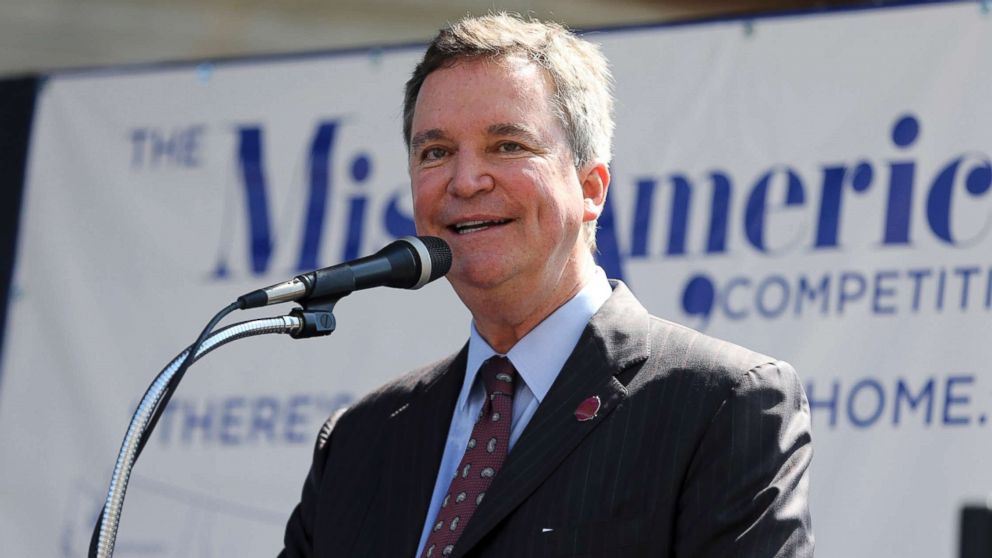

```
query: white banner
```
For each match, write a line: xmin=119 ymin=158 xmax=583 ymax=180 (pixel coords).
xmin=2 ymin=2 xmax=990 ymax=556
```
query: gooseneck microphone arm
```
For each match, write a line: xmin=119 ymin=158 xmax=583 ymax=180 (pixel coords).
xmin=92 ymin=316 xmax=304 ymax=558
xmin=89 ymin=236 xmax=452 ymax=557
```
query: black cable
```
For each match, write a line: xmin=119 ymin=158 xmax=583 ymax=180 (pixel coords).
xmin=134 ymin=301 xmax=240 ymax=456
xmin=88 ymin=300 xmax=241 ymax=557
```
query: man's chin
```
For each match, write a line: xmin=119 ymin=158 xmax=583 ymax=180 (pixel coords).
xmin=446 ymin=264 xmax=515 ymax=296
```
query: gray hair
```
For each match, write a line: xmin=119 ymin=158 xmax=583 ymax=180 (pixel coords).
xmin=403 ymin=13 xmax=615 ymax=250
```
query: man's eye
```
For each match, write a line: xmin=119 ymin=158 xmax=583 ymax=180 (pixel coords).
xmin=497 ymin=142 xmax=524 ymax=153
xmin=422 ymin=147 xmax=448 ymax=161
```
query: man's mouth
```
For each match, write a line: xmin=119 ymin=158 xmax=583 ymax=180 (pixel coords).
xmin=449 ymin=219 xmax=512 ymax=235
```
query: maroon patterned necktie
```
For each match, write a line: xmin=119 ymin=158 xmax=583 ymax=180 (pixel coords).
xmin=421 ymin=356 xmax=516 ymax=558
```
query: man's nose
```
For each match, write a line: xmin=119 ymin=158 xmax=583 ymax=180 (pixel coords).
xmin=447 ymin=151 xmax=495 ymax=198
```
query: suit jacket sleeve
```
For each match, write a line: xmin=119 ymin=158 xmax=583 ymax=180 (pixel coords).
xmin=674 ymin=360 xmax=814 ymax=557
xmin=279 ymin=407 xmax=347 ymax=558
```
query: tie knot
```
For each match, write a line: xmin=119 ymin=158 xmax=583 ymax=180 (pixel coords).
xmin=479 ymin=356 xmax=515 ymax=398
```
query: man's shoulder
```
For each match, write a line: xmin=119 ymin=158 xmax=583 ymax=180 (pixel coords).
xmin=597 ymin=281 xmax=793 ymax=388
xmin=641 ymin=313 xmax=793 ymax=388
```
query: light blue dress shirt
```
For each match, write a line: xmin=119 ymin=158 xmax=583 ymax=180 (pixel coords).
xmin=414 ymin=267 xmax=613 ymax=557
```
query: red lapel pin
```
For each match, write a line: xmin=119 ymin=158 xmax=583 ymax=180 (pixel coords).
xmin=574 ymin=395 xmax=601 ymax=422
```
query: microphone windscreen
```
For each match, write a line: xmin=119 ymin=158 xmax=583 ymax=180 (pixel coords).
xmin=419 ymin=236 xmax=452 ymax=282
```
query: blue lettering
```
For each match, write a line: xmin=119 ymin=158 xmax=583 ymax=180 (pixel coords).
xmin=721 ymin=276 xmax=751 ymax=320
xmin=815 ymin=162 xmax=872 ymax=248
xmin=806 ymin=375 xmax=981 ymax=429
xmin=872 ymin=270 xmax=898 ymax=314
xmin=217 ymin=120 xmax=341 ymax=278
xmin=936 ymin=267 xmax=946 ymax=311
xmin=182 ymin=399 xmax=216 ymax=444
xmin=755 ymin=275 xmax=790 ymax=318
xmin=883 ymin=115 xmax=919 ymax=245
xmin=232 ymin=127 xmax=274 ymax=275
xmin=943 ymin=375 xmax=974 ymax=426
xmin=154 ymin=393 xmax=353 ymax=448
xmin=744 ymin=166 xmax=806 ymax=253
xmin=847 ymin=379 xmax=885 ymax=428
xmin=219 ymin=397 xmax=245 ymax=445
xmin=344 ymin=197 xmax=369 ymax=261
xmin=681 ymin=274 xmax=716 ymax=324
xmin=296 ymin=123 xmax=340 ymax=271
xmin=955 ymin=266 xmax=981 ymax=309
xmin=157 ymin=401 xmax=178 ymax=444
xmin=907 ymin=268 xmax=930 ymax=312
xmin=130 ymin=124 xmax=206 ymax=169
xmin=630 ymin=172 xmax=732 ymax=258
xmin=893 ymin=378 xmax=934 ymax=425
xmin=129 ymin=125 xmax=206 ymax=169
xmin=706 ymin=172 xmax=732 ymax=254
xmin=795 ymin=274 xmax=830 ymax=316
xmin=666 ymin=176 xmax=691 ymax=256
xmin=284 ymin=395 xmax=312 ymax=443
xmin=184 ymin=125 xmax=205 ymax=167
xmin=837 ymin=272 xmax=867 ymax=314
xmin=150 ymin=128 xmax=176 ymax=165
xmin=630 ymin=177 xmax=656 ymax=257
xmin=384 ymin=189 xmax=417 ymax=239
xmin=208 ymin=112 xmax=992 ymax=306
xmin=343 ymin=153 xmax=372 ymax=260
xmin=806 ymin=380 xmax=839 ymax=428
xmin=987 ymin=267 xmax=992 ymax=308
xmin=927 ymin=154 xmax=992 ymax=246
xmin=130 ymin=128 xmax=147 ymax=167
xmin=248 ymin=396 xmax=279 ymax=443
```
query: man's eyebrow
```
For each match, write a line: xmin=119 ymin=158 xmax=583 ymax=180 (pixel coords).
xmin=487 ymin=123 xmax=543 ymax=144
xmin=410 ymin=129 xmax=448 ymax=153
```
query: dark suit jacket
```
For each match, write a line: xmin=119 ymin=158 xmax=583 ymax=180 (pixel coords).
xmin=280 ymin=282 xmax=813 ymax=557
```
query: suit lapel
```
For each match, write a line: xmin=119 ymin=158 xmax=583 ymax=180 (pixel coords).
xmin=361 ymin=346 xmax=468 ymax=556
xmin=452 ymin=282 xmax=651 ymax=557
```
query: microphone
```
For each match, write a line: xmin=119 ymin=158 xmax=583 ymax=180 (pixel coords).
xmin=237 ymin=236 xmax=452 ymax=309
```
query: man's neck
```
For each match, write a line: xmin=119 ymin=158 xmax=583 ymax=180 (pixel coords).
xmin=460 ymin=254 xmax=595 ymax=353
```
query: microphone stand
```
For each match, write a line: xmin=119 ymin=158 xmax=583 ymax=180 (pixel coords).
xmin=93 ymin=293 xmax=346 ymax=558
xmin=90 ymin=233 xmax=452 ymax=557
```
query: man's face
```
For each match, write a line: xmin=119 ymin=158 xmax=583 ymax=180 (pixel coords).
xmin=408 ymin=56 xmax=603 ymax=299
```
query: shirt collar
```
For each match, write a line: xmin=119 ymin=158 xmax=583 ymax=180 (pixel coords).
xmin=460 ymin=266 xmax=613 ymax=411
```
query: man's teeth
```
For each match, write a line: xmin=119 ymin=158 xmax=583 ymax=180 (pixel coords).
xmin=453 ymin=219 xmax=509 ymax=234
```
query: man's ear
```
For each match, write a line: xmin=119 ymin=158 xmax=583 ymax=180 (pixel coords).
xmin=579 ymin=161 xmax=610 ymax=223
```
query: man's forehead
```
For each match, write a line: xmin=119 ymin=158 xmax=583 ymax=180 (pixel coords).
xmin=418 ymin=55 xmax=552 ymax=103
xmin=410 ymin=60 xmax=556 ymax=141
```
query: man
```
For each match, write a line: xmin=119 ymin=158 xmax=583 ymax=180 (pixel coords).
xmin=281 ymin=13 xmax=812 ymax=558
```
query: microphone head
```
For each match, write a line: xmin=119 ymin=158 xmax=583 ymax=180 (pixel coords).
xmin=400 ymin=235 xmax=452 ymax=288
xmin=420 ymin=236 xmax=452 ymax=283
